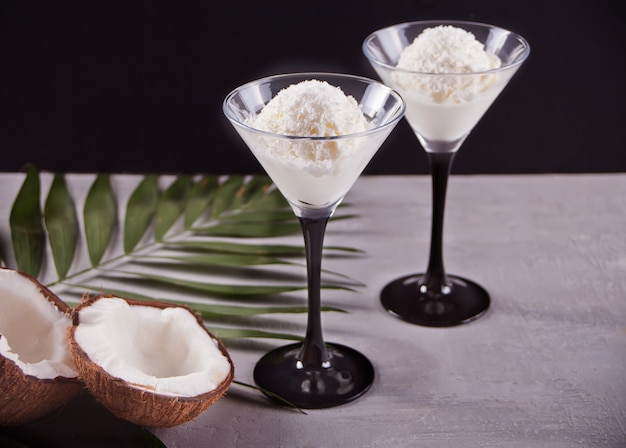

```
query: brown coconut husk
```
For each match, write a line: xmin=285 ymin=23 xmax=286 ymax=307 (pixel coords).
xmin=68 ymin=295 xmax=235 ymax=428
xmin=0 ymin=350 xmax=82 ymax=426
xmin=0 ymin=268 xmax=82 ymax=427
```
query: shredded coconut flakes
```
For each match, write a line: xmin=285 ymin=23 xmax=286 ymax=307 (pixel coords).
xmin=394 ymin=25 xmax=501 ymax=103
xmin=397 ymin=25 xmax=500 ymax=74
xmin=247 ymin=80 xmax=371 ymax=163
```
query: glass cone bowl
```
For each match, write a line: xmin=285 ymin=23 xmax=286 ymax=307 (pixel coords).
xmin=363 ymin=20 xmax=530 ymax=151
xmin=223 ymin=72 xmax=406 ymax=211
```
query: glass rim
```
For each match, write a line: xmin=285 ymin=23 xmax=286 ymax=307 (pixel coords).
xmin=222 ymin=72 xmax=406 ymax=141
xmin=362 ymin=19 xmax=531 ymax=76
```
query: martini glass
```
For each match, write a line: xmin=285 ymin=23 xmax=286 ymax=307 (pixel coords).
xmin=363 ymin=20 xmax=530 ymax=327
xmin=223 ymin=73 xmax=405 ymax=408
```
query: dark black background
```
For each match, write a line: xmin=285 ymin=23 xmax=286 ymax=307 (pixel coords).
xmin=1 ymin=0 xmax=625 ymax=175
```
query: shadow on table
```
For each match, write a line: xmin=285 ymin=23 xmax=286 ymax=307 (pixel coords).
xmin=0 ymin=392 xmax=162 ymax=448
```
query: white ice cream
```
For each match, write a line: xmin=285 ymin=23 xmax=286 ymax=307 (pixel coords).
xmin=390 ymin=25 xmax=506 ymax=143
xmin=396 ymin=25 xmax=500 ymax=77
xmin=243 ymin=80 xmax=380 ymax=208
xmin=250 ymin=79 xmax=370 ymax=144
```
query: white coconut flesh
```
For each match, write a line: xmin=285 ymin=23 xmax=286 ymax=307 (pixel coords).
xmin=0 ymin=270 xmax=77 ymax=380
xmin=73 ymin=297 xmax=232 ymax=397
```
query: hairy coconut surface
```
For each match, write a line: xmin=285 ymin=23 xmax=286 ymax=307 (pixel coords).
xmin=0 ymin=268 xmax=81 ymax=426
xmin=68 ymin=295 xmax=234 ymax=428
xmin=0 ymin=351 xmax=81 ymax=427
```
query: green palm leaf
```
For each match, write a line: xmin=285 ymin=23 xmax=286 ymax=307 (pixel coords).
xmin=184 ymin=302 xmax=347 ymax=317
xmin=124 ymin=175 xmax=159 ymax=254
xmin=143 ymin=253 xmax=363 ymax=285
xmin=154 ymin=175 xmax=193 ymax=241
xmin=218 ymin=208 xmax=297 ymax=222
xmin=9 ymin=165 xmax=45 ymax=277
xmin=108 ymin=269 xmax=353 ymax=298
xmin=243 ymin=185 xmax=289 ymax=210
xmin=212 ymin=175 xmax=245 ymax=217
xmin=165 ymin=240 xmax=305 ymax=255
xmin=7 ymin=171 xmax=362 ymax=321
xmin=233 ymin=175 xmax=274 ymax=208
xmin=165 ymin=240 xmax=361 ymax=256
xmin=44 ymin=174 xmax=79 ymax=280
xmin=84 ymin=174 xmax=117 ymax=266
xmin=194 ymin=220 xmax=302 ymax=238
xmin=207 ymin=327 xmax=304 ymax=341
xmin=0 ymin=242 xmax=6 ymax=266
xmin=184 ymin=175 xmax=218 ymax=229
xmin=147 ymin=253 xmax=289 ymax=267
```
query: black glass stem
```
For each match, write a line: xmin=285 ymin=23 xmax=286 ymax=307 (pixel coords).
xmin=421 ymin=152 xmax=454 ymax=294
xmin=298 ymin=214 xmax=330 ymax=366
xmin=380 ymin=150 xmax=490 ymax=327
xmin=253 ymin=208 xmax=374 ymax=409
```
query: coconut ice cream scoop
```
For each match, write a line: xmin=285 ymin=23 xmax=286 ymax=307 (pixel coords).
xmin=0 ymin=268 xmax=81 ymax=426
xmin=68 ymin=295 xmax=234 ymax=428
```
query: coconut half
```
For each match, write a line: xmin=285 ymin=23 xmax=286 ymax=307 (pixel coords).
xmin=0 ymin=268 xmax=81 ymax=426
xmin=68 ymin=295 xmax=234 ymax=428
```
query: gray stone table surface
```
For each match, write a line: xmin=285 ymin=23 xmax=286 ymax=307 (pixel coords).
xmin=0 ymin=173 xmax=624 ymax=447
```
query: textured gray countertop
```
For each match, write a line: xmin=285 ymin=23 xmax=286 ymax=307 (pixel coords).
xmin=1 ymin=174 xmax=625 ymax=447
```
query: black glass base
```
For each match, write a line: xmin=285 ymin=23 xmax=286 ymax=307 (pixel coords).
xmin=381 ymin=273 xmax=490 ymax=327
xmin=253 ymin=342 xmax=374 ymax=409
